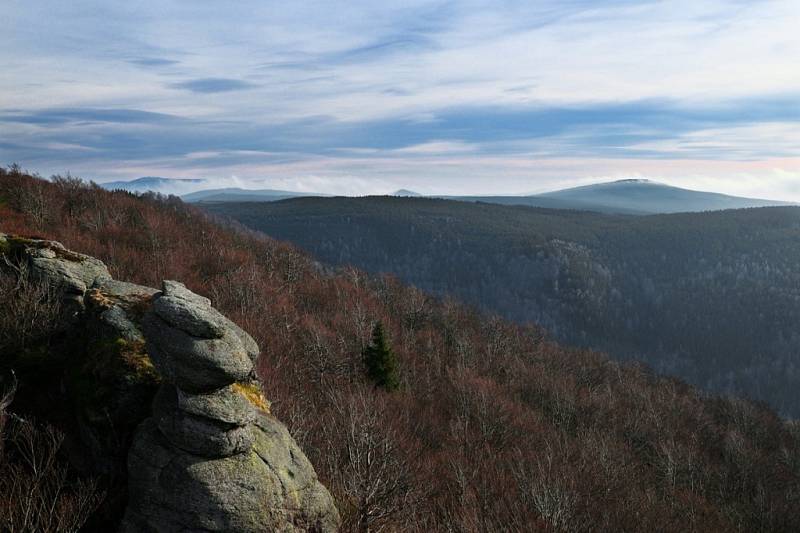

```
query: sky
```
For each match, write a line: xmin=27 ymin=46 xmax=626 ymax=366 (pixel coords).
xmin=1 ymin=0 xmax=799 ymax=199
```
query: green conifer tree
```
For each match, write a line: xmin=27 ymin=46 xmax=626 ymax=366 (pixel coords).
xmin=363 ymin=321 xmax=399 ymax=391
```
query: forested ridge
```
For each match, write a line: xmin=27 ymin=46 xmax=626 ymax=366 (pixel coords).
xmin=205 ymin=196 xmax=800 ymax=418
xmin=2 ymin=168 xmax=800 ymax=531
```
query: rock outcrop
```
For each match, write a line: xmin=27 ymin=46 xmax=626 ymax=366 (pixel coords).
xmin=0 ymin=234 xmax=340 ymax=532
xmin=1 ymin=233 xmax=112 ymax=322
xmin=123 ymin=281 xmax=340 ymax=532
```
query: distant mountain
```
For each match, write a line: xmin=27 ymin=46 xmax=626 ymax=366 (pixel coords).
xmin=99 ymin=179 xmax=324 ymax=202
xmin=448 ymin=179 xmax=791 ymax=214
xmin=535 ymin=178 xmax=790 ymax=213
xmin=444 ymin=193 xmax=650 ymax=214
xmin=104 ymin=177 xmax=792 ymax=213
xmin=183 ymin=187 xmax=421 ymax=203
xmin=181 ymin=187 xmax=325 ymax=203
xmin=101 ymin=176 xmax=206 ymax=194
xmin=392 ymin=189 xmax=422 ymax=197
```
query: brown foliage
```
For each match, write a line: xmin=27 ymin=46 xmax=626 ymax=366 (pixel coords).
xmin=0 ymin=375 xmax=102 ymax=533
xmin=1 ymin=167 xmax=799 ymax=531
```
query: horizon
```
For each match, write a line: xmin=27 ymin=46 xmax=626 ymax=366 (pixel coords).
xmin=2 ymin=1 xmax=799 ymax=201
xmin=94 ymin=175 xmax=796 ymax=202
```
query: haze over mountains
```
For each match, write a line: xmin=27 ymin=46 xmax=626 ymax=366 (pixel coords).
xmin=181 ymin=188 xmax=327 ymax=203
xmin=101 ymin=177 xmax=791 ymax=214
xmin=102 ymin=176 xmax=205 ymax=194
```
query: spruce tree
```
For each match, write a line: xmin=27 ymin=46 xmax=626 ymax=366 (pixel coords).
xmin=363 ymin=321 xmax=399 ymax=391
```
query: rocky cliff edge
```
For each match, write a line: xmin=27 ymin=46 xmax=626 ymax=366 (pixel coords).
xmin=0 ymin=233 xmax=340 ymax=532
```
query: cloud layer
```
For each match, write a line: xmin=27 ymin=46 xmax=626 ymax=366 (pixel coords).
xmin=1 ymin=0 xmax=798 ymax=198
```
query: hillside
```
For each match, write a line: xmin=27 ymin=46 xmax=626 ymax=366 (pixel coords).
xmin=204 ymin=196 xmax=800 ymax=418
xmin=447 ymin=179 xmax=791 ymax=214
xmin=1 ymin=168 xmax=799 ymax=531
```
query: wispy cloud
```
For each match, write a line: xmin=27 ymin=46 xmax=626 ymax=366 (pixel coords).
xmin=170 ymin=78 xmax=258 ymax=93
xmin=392 ymin=141 xmax=478 ymax=155
xmin=0 ymin=108 xmax=181 ymax=125
xmin=128 ymin=57 xmax=180 ymax=68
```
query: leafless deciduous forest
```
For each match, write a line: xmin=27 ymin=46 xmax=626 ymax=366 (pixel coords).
xmin=1 ymin=167 xmax=799 ymax=532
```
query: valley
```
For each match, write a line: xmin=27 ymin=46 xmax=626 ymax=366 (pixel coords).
xmin=205 ymin=197 xmax=800 ymax=417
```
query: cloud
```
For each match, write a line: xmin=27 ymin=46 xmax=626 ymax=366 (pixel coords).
xmin=392 ymin=140 xmax=478 ymax=154
xmin=2 ymin=96 xmax=799 ymax=190
xmin=326 ymin=35 xmax=439 ymax=65
xmin=0 ymin=0 xmax=798 ymax=200
xmin=0 ymin=108 xmax=181 ymax=125
xmin=170 ymin=78 xmax=258 ymax=93
xmin=128 ymin=57 xmax=180 ymax=68
xmin=627 ymin=123 xmax=800 ymax=160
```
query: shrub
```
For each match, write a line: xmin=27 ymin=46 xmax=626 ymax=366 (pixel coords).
xmin=0 ymin=377 xmax=103 ymax=533
xmin=0 ymin=416 xmax=104 ymax=533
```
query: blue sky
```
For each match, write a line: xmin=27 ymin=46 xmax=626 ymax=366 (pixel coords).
xmin=1 ymin=0 xmax=799 ymax=198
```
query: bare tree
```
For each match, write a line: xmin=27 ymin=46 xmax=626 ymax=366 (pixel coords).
xmin=0 ymin=262 xmax=62 ymax=353
xmin=322 ymin=388 xmax=417 ymax=532
xmin=12 ymin=177 xmax=53 ymax=229
xmin=0 ymin=372 xmax=17 ymax=457
xmin=0 ymin=417 xmax=104 ymax=532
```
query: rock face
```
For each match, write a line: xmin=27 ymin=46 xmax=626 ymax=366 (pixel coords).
xmin=121 ymin=281 xmax=340 ymax=532
xmin=1 ymin=233 xmax=113 ymax=322
xmin=0 ymin=235 xmax=339 ymax=532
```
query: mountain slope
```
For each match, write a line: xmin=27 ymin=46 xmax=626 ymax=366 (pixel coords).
xmin=393 ymin=189 xmax=423 ymax=197
xmin=2 ymin=167 xmax=800 ymax=531
xmin=203 ymin=196 xmax=800 ymax=417
xmin=536 ymin=178 xmax=790 ymax=213
xmin=449 ymin=179 xmax=791 ymax=214
xmin=444 ymin=193 xmax=650 ymax=214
